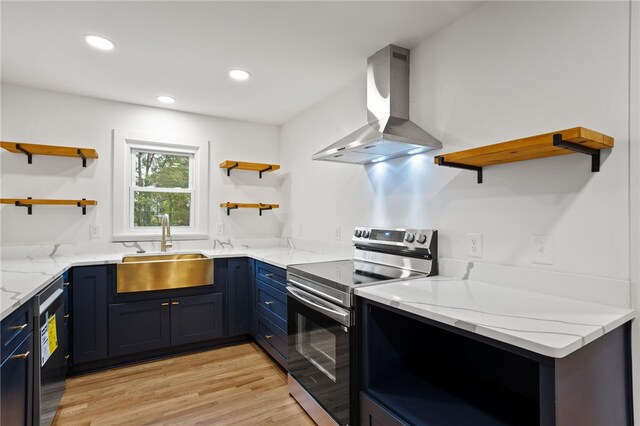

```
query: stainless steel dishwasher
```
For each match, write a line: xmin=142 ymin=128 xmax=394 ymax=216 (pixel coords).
xmin=33 ymin=276 xmax=67 ymax=426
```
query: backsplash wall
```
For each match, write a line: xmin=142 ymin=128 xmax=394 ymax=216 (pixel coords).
xmin=279 ymin=1 xmax=631 ymax=281
xmin=0 ymin=84 xmax=283 ymax=246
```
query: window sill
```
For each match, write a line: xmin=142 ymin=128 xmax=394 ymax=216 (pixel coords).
xmin=112 ymin=233 xmax=209 ymax=242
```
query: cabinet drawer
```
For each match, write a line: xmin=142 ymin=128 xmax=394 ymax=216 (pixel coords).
xmin=1 ymin=333 xmax=33 ymax=426
xmin=360 ymin=392 xmax=408 ymax=426
xmin=1 ymin=302 xmax=32 ymax=363
xmin=255 ymin=311 xmax=287 ymax=368
xmin=255 ymin=281 xmax=287 ymax=330
xmin=255 ymin=261 xmax=286 ymax=292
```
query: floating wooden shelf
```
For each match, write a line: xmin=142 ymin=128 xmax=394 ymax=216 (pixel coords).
xmin=219 ymin=160 xmax=280 ymax=178
xmin=0 ymin=198 xmax=97 ymax=215
xmin=0 ymin=141 xmax=98 ymax=167
xmin=220 ymin=202 xmax=279 ymax=216
xmin=434 ymin=127 xmax=614 ymax=184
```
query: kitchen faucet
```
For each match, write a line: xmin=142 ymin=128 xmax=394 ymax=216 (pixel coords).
xmin=160 ymin=214 xmax=172 ymax=252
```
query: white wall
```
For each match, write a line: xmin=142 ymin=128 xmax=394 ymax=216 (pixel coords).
xmin=281 ymin=0 xmax=631 ymax=280
xmin=0 ymin=84 xmax=282 ymax=246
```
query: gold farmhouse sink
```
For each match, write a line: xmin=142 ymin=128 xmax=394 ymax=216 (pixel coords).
xmin=117 ymin=253 xmax=214 ymax=293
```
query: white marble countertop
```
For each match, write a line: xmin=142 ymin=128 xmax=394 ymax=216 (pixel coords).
xmin=355 ymin=277 xmax=635 ymax=358
xmin=0 ymin=247 xmax=348 ymax=321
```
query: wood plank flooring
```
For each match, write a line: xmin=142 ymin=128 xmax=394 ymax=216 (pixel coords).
xmin=53 ymin=343 xmax=314 ymax=425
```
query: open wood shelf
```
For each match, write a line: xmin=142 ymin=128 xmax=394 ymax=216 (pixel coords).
xmin=434 ymin=127 xmax=613 ymax=183
xmin=219 ymin=160 xmax=280 ymax=178
xmin=0 ymin=198 xmax=97 ymax=215
xmin=220 ymin=202 xmax=279 ymax=216
xmin=1 ymin=141 xmax=98 ymax=167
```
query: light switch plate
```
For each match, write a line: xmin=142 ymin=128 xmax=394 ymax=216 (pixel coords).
xmin=216 ymin=223 xmax=224 ymax=236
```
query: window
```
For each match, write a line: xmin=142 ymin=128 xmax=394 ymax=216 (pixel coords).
xmin=113 ymin=129 xmax=209 ymax=241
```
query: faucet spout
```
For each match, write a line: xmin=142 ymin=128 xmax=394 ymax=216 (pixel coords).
xmin=160 ymin=214 xmax=173 ymax=252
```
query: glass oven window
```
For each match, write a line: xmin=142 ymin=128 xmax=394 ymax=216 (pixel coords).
xmin=296 ymin=314 xmax=337 ymax=382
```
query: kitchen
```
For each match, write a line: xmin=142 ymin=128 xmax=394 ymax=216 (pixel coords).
xmin=1 ymin=1 xmax=639 ymax=425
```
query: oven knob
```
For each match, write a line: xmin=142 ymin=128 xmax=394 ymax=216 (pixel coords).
xmin=362 ymin=230 xmax=370 ymax=238
xmin=354 ymin=230 xmax=362 ymax=238
xmin=416 ymin=233 xmax=428 ymax=244
xmin=404 ymin=232 xmax=415 ymax=243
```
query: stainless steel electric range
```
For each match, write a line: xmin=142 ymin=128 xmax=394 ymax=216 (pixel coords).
xmin=287 ymin=227 xmax=438 ymax=426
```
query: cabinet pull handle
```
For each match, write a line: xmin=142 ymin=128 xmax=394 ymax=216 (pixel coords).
xmin=265 ymin=273 xmax=274 ymax=278
xmin=264 ymin=301 xmax=274 ymax=306
xmin=64 ymin=314 xmax=70 ymax=319
xmin=12 ymin=351 xmax=30 ymax=359
xmin=64 ymin=355 xmax=70 ymax=360
xmin=161 ymin=302 xmax=169 ymax=306
xmin=171 ymin=301 xmax=180 ymax=305
xmin=9 ymin=323 xmax=28 ymax=331
xmin=63 ymin=282 xmax=70 ymax=287
xmin=265 ymin=334 xmax=273 ymax=340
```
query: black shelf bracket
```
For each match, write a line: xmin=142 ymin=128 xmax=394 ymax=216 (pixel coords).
xmin=436 ymin=157 xmax=483 ymax=184
xmin=552 ymin=133 xmax=600 ymax=172
xmin=77 ymin=149 xmax=87 ymax=167
xmin=15 ymin=197 xmax=33 ymax=215
xmin=77 ymin=198 xmax=87 ymax=215
xmin=15 ymin=144 xmax=32 ymax=164
xmin=226 ymin=162 xmax=239 ymax=177
xmin=259 ymin=205 xmax=272 ymax=216
xmin=258 ymin=165 xmax=273 ymax=179
xmin=226 ymin=204 xmax=238 ymax=216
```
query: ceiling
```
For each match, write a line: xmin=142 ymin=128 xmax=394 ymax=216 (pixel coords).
xmin=2 ymin=1 xmax=483 ymax=125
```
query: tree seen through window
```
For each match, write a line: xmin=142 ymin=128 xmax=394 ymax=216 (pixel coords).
xmin=133 ymin=151 xmax=192 ymax=227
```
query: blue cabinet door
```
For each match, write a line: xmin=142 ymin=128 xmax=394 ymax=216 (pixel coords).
xmin=0 ymin=333 xmax=33 ymax=426
xmin=71 ymin=266 xmax=109 ymax=364
xmin=108 ymin=300 xmax=171 ymax=357
xmin=171 ymin=293 xmax=224 ymax=345
xmin=227 ymin=258 xmax=250 ymax=337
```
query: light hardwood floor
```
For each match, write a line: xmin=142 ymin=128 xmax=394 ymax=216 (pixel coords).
xmin=53 ymin=343 xmax=314 ymax=425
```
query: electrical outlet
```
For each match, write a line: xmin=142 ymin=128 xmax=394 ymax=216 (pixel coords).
xmin=89 ymin=224 xmax=102 ymax=239
xmin=335 ymin=226 xmax=341 ymax=241
xmin=216 ymin=223 xmax=224 ymax=236
xmin=532 ymin=236 xmax=554 ymax=265
xmin=467 ymin=233 xmax=483 ymax=258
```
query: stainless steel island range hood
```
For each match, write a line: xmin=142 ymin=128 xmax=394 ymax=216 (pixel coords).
xmin=312 ymin=44 xmax=442 ymax=164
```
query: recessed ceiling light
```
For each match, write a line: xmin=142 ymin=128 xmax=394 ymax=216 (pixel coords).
xmin=156 ymin=95 xmax=176 ymax=104
xmin=229 ymin=69 xmax=250 ymax=81
xmin=372 ymin=157 xmax=386 ymax=163
xmin=84 ymin=35 xmax=115 ymax=51
xmin=408 ymin=148 xmax=423 ymax=155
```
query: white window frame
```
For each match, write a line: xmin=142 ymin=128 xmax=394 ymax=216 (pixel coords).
xmin=113 ymin=129 xmax=209 ymax=241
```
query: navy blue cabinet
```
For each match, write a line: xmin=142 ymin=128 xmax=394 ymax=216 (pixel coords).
xmin=71 ymin=265 xmax=110 ymax=364
xmin=360 ymin=298 xmax=633 ymax=426
xmin=360 ymin=391 xmax=406 ymax=426
xmin=251 ymin=261 xmax=288 ymax=369
xmin=171 ymin=294 xmax=224 ymax=345
xmin=1 ymin=298 xmax=34 ymax=426
xmin=1 ymin=333 xmax=33 ymax=426
xmin=227 ymin=258 xmax=251 ymax=337
xmin=109 ymin=293 xmax=224 ymax=356
xmin=108 ymin=300 xmax=171 ymax=357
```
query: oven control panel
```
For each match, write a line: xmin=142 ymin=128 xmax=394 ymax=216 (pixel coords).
xmin=352 ymin=227 xmax=437 ymax=251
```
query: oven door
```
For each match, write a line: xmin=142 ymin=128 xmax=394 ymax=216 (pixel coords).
xmin=287 ymin=286 xmax=353 ymax=426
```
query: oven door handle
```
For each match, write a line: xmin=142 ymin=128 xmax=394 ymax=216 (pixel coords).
xmin=287 ymin=287 xmax=351 ymax=327
xmin=287 ymin=278 xmax=345 ymax=305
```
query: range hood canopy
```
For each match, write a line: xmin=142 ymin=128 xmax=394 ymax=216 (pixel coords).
xmin=312 ymin=45 xmax=442 ymax=165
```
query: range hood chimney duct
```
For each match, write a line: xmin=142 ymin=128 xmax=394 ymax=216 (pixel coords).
xmin=312 ymin=45 xmax=442 ymax=164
